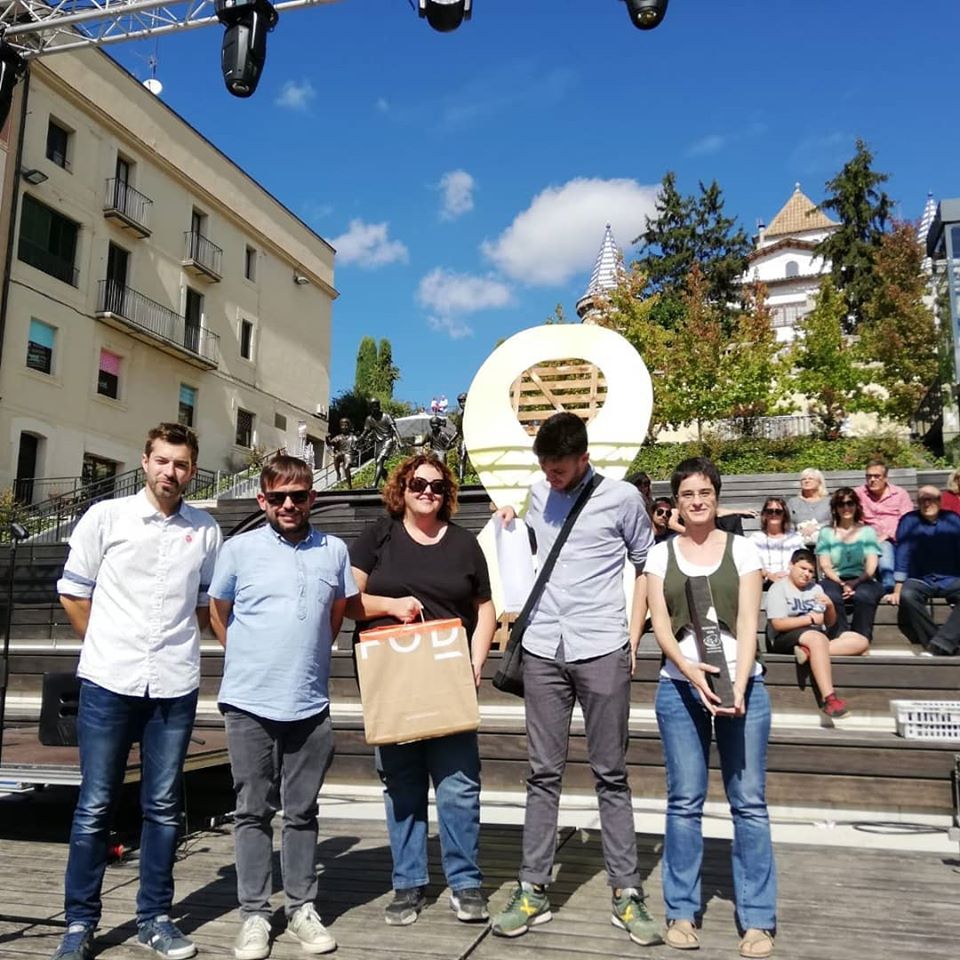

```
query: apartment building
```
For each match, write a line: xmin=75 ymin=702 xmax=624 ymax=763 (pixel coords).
xmin=0 ymin=47 xmax=336 ymax=496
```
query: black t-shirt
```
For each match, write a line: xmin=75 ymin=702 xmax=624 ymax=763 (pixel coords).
xmin=349 ymin=518 xmax=492 ymax=638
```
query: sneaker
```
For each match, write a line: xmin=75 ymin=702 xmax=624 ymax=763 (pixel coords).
xmin=491 ymin=881 xmax=551 ymax=938
xmin=384 ymin=887 xmax=426 ymax=927
xmin=234 ymin=915 xmax=271 ymax=960
xmin=794 ymin=644 xmax=809 ymax=666
xmin=821 ymin=694 xmax=850 ymax=720
xmin=52 ymin=923 xmax=94 ymax=960
xmin=287 ymin=904 xmax=336 ymax=954
xmin=137 ymin=916 xmax=196 ymax=960
xmin=611 ymin=887 xmax=663 ymax=946
xmin=450 ymin=887 xmax=489 ymax=922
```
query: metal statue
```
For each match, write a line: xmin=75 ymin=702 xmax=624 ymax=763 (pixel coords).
xmin=325 ymin=417 xmax=358 ymax=489
xmin=359 ymin=398 xmax=402 ymax=487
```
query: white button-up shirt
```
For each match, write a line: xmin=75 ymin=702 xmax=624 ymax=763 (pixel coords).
xmin=57 ymin=489 xmax=222 ymax=698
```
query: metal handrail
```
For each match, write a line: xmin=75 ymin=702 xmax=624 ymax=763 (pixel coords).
xmin=96 ymin=279 xmax=220 ymax=366
xmin=103 ymin=177 xmax=152 ymax=229
xmin=183 ymin=230 xmax=223 ymax=277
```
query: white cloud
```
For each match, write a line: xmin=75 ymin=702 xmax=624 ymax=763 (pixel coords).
xmin=418 ymin=268 xmax=512 ymax=315
xmin=275 ymin=79 xmax=316 ymax=111
xmin=375 ymin=97 xmax=390 ymax=112
xmin=427 ymin=315 xmax=474 ymax=340
xmin=481 ymin=178 xmax=659 ymax=285
xmin=685 ymin=133 xmax=727 ymax=157
xmin=331 ymin=220 xmax=409 ymax=268
xmin=438 ymin=170 xmax=475 ymax=220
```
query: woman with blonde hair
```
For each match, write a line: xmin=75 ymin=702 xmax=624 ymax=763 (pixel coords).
xmin=940 ymin=467 xmax=960 ymax=514
xmin=787 ymin=469 xmax=831 ymax=546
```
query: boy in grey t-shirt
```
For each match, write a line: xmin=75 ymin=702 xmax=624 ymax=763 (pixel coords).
xmin=765 ymin=548 xmax=868 ymax=720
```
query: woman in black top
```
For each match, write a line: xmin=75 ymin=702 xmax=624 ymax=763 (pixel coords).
xmin=349 ymin=454 xmax=495 ymax=927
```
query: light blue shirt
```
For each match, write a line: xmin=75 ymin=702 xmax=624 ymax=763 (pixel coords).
xmin=210 ymin=524 xmax=358 ymax=721
xmin=521 ymin=468 xmax=653 ymax=661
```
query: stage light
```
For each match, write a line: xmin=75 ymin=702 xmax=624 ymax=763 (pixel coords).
xmin=624 ymin=0 xmax=669 ymax=30
xmin=418 ymin=0 xmax=472 ymax=33
xmin=215 ymin=0 xmax=279 ymax=98
xmin=0 ymin=42 xmax=26 ymax=132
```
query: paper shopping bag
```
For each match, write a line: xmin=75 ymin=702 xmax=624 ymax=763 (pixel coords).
xmin=356 ymin=618 xmax=480 ymax=745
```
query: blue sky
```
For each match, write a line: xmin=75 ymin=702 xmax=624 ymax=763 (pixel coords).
xmin=108 ymin=0 xmax=960 ymax=410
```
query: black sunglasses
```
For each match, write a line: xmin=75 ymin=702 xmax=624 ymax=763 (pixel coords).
xmin=837 ymin=498 xmax=857 ymax=507
xmin=263 ymin=490 xmax=311 ymax=506
xmin=408 ymin=476 xmax=447 ymax=495
xmin=763 ymin=507 xmax=784 ymax=515
xmin=653 ymin=508 xmax=671 ymax=517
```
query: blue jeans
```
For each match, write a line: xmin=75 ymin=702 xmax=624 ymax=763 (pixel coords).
xmin=878 ymin=540 xmax=896 ymax=591
xmin=375 ymin=730 xmax=481 ymax=892
xmin=64 ymin=680 xmax=198 ymax=927
xmin=655 ymin=678 xmax=776 ymax=931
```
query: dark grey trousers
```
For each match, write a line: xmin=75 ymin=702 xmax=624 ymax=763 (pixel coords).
xmin=898 ymin=578 xmax=960 ymax=654
xmin=520 ymin=644 xmax=641 ymax=889
xmin=223 ymin=707 xmax=334 ymax=918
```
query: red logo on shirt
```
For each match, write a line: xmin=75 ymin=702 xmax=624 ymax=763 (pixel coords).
xmin=185 ymin=534 xmax=193 ymax=543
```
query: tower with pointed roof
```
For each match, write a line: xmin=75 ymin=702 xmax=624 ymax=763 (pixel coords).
xmin=743 ymin=184 xmax=838 ymax=342
xmin=576 ymin=224 xmax=624 ymax=323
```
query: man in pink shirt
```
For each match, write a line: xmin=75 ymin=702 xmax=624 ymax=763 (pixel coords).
xmin=855 ymin=459 xmax=913 ymax=591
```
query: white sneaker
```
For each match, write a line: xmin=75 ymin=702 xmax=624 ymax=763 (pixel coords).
xmin=287 ymin=904 xmax=336 ymax=955
xmin=234 ymin=915 xmax=271 ymax=960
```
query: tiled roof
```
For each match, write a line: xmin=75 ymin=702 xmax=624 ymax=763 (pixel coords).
xmin=765 ymin=184 xmax=838 ymax=238
xmin=585 ymin=223 xmax=622 ymax=297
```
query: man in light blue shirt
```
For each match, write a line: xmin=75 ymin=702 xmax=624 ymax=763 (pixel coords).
xmin=491 ymin=413 xmax=659 ymax=947
xmin=209 ymin=456 xmax=357 ymax=960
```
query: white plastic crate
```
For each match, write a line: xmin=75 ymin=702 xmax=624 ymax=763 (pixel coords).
xmin=890 ymin=700 xmax=960 ymax=741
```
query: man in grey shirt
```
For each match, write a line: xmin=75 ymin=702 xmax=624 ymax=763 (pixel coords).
xmin=490 ymin=413 xmax=660 ymax=946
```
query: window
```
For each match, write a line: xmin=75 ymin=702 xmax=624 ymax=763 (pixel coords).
xmin=97 ymin=349 xmax=121 ymax=399
xmin=46 ymin=119 xmax=71 ymax=169
xmin=240 ymin=319 xmax=254 ymax=360
xmin=274 ymin=412 xmax=287 ymax=431
xmin=82 ymin=453 xmax=118 ymax=493
xmin=245 ymin=245 xmax=257 ymax=281
xmin=785 ymin=260 xmax=799 ymax=278
xmin=18 ymin=194 xmax=79 ymax=286
xmin=26 ymin=319 xmax=56 ymax=374
xmin=185 ymin=287 xmax=203 ymax=354
xmin=179 ymin=384 xmax=197 ymax=427
xmin=236 ymin=408 xmax=254 ymax=447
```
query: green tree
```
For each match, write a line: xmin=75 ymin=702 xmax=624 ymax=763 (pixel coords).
xmin=354 ymin=336 xmax=379 ymax=397
xmin=816 ymin=138 xmax=892 ymax=332
xmin=787 ymin=278 xmax=866 ymax=438
xmin=857 ymin=222 xmax=938 ymax=422
xmin=373 ymin=338 xmax=400 ymax=399
xmin=633 ymin=172 xmax=752 ymax=329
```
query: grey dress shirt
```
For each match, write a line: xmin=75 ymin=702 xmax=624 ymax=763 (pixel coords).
xmin=521 ymin=467 xmax=653 ymax=661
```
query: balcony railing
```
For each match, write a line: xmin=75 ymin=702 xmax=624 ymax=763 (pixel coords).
xmin=182 ymin=230 xmax=223 ymax=281
xmin=103 ymin=178 xmax=152 ymax=237
xmin=17 ymin=236 xmax=79 ymax=286
xmin=96 ymin=279 xmax=219 ymax=368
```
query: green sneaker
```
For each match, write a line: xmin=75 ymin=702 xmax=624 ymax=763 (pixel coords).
xmin=611 ymin=888 xmax=663 ymax=946
xmin=491 ymin=881 xmax=552 ymax=938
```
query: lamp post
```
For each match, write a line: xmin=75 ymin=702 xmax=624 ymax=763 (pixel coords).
xmin=0 ymin=522 xmax=30 ymax=773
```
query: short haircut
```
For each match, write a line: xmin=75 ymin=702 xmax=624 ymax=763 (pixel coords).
xmin=799 ymin=467 xmax=828 ymax=498
xmin=790 ymin=548 xmax=817 ymax=567
xmin=761 ymin=496 xmax=793 ymax=533
xmin=671 ymin=456 xmax=722 ymax=498
xmin=866 ymin=458 xmax=888 ymax=476
xmin=532 ymin=412 xmax=588 ymax=459
xmin=653 ymin=496 xmax=673 ymax=510
xmin=144 ymin=422 xmax=199 ymax=464
xmin=830 ymin=486 xmax=864 ymax=524
xmin=260 ymin=454 xmax=313 ymax=492
xmin=382 ymin=454 xmax=459 ymax=522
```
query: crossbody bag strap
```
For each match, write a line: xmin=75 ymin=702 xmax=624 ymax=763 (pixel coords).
xmin=512 ymin=473 xmax=603 ymax=635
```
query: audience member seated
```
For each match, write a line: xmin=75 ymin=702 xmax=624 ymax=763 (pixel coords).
xmin=651 ymin=497 xmax=675 ymax=543
xmin=855 ymin=459 xmax=913 ymax=591
xmin=788 ymin=468 xmax=832 ymax=546
xmin=750 ymin=497 xmax=804 ymax=590
xmin=766 ymin=548 xmax=867 ymax=720
xmin=625 ymin=471 xmax=654 ymax=516
xmin=816 ymin=487 xmax=885 ymax=643
xmin=884 ymin=485 xmax=960 ymax=657
xmin=940 ymin=467 xmax=960 ymax=515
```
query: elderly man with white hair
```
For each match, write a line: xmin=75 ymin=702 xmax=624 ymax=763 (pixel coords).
xmin=884 ymin=485 xmax=960 ymax=657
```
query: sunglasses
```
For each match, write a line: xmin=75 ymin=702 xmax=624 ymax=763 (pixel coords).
xmin=837 ymin=498 xmax=857 ymax=508
xmin=865 ymin=473 xmax=884 ymax=480
xmin=263 ymin=489 xmax=311 ymax=506
xmin=763 ymin=507 xmax=784 ymax=515
xmin=653 ymin=508 xmax=671 ymax=517
xmin=407 ymin=476 xmax=447 ymax=495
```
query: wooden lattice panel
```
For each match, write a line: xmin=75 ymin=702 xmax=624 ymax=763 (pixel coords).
xmin=511 ymin=358 xmax=608 ymax=436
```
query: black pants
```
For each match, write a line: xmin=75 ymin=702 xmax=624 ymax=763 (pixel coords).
xmin=818 ymin=578 xmax=884 ymax=641
xmin=898 ymin=578 xmax=960 ymax=654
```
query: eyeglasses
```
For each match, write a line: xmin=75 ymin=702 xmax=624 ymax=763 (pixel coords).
xmin=407 ymin=476 xmax=447 ymax=495
xmin=263 ymin=489 xmax=311 ymax=506
xmin=763 ymin=507 xmax=784 ymax=515
xmin=837 ymin=498 xmax=857 ymax=508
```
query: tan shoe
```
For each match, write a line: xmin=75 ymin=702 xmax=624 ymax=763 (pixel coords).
xmin=739 ymin=928 xmax=774 ymax=958
xmin=664 ymin=919 xmax=699 ymax=950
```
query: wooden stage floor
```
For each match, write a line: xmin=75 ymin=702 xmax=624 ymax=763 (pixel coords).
xmin=1 ymin=815 xmax=959 ymax=960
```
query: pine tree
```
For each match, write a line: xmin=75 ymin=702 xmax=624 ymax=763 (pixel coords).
xmin=354 ymin=336 xmax=378 ymax=397
xmin=816 ymin=138 xmax=892 ymax=332
xmin=374 ymin=338 xmax=400 ymax=399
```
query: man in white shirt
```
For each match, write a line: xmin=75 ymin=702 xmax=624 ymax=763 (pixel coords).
xmin=52 ymin=423 xmax=222 ymax=960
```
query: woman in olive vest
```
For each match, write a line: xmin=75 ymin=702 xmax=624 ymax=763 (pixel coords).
xmin=645 ymin=457 xmax=776 ymax=959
